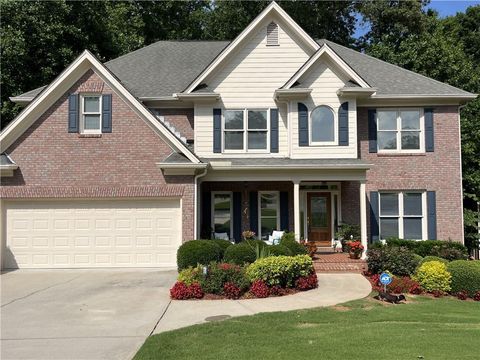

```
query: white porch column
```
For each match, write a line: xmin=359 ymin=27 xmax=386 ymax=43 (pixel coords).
xmin=293 ymin=180 xmax=300 ymax=241
xmin=360 ymin=180 xmax=368 ymax=259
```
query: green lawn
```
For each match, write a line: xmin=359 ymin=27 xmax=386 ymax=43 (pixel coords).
xmin=134 ymin=295 xmax=480 ymax=360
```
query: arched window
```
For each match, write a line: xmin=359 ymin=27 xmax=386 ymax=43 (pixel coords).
xmin=311 ymin=106 xmax=335 ymax=143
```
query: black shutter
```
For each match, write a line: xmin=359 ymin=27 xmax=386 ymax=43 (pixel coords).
xmin=298 ymin=102 xmax=309 ymax=146
xmin=68 ymin=94 xmax=79 ymax=133
xmin=368 ymin=109 xmax=377 ymax=153
xmin=427 ymin=191 xmax=437 ymax=240
xmin=270 ymin=108 xmax=279 ymax=153
xmin=249 ymin=191 xmax=258 ymax=236
xmin=370 ymin=191 xmax=379 ymax=242
xmin=280 ymin=191 xmax=289 ymax=231
xmin=201 ymin=191 xmax=212 ymax=239
xmin=102 ymin=94 xmax=112 ymax=133
xmin=424 ymin=108 xmax=434 ymax=152
xmin=213 ymin=108 xmax=222 ymax=153
xmin=338 ymin=102 xmax=349 ymax=146
xmin=233 ymin=192 xmax=242 ymax=243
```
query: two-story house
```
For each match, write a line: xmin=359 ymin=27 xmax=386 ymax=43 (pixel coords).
xmin=0 ymin=2 xmax=476 ymax=269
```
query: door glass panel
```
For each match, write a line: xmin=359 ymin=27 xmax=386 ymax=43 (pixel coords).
xmin=213 ymin=194 xmax=231 ymax=236
xmin=311 ymin=196 xmax=327 ymax=227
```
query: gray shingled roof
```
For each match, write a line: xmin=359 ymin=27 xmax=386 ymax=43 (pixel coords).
xmin=201 ymin=157 xmax=370 ymax=169
xmin=318 ymin=39 xmax=473 ymax=96
xmin=14 ymin=38 xmax=474 ymax=101
xmin=161 ymin=152 xmax=192 ymax=163
xmin=0 ymin=154 xmax=15 ymax=166
xmin=105 ymin=41 xmax=229 ymax=98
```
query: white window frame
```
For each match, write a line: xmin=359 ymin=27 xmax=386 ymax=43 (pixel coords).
xmin=377 ymin=108 xmax=424 ymax=153
xmin=223 ymin=109 xmax=270 ymax=153
xmin=309 ymin=105 xmax=337 ymax=146
xmin=258 ymin=191 xmax=280 ymax=240
xmin=211 ymin=191 xmax=233 ymax=240
xmin=80 ymin=94 xmax=102 ymax=134
xmin=379 ymin=191 xmax=427 ymax=240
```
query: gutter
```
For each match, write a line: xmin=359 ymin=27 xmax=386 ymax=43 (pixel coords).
xmin=208 ymin=163 xmax=371 ymax=171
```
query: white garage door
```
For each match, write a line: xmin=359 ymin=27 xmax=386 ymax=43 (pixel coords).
xmin=3 ymin=199 xmax=182 ymax=269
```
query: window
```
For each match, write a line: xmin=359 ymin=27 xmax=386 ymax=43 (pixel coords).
xmin=80 ymin=95 xmax=102 ymax=134
xmin=377 ymin=109 xmax=422 ymax=152
xmin=310 ymin=106 xmax=335 ymax=144
xmin=379 ymin=192 xmax=426 ymax=240
xmin=212 ymin=192 xmax=232 ymax=239
xmin=259 ymin=192 xmax=279 ymax=240
xmin=266 ymin=22 xmax=279 ymax=46
xmin=224 ymin=109 xmax=268 ymax=152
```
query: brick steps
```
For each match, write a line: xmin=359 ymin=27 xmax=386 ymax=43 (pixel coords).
xmin=313 ymin=251 xmax=366 ymax=273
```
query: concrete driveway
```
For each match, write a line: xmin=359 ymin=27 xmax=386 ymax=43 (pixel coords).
xmin=1 ymin=269 xmax=177 ymax=360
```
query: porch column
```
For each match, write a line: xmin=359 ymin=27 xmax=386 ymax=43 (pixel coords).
xmin=360 ymin=180 xmax=368 ymax=259
xmin=293 ymin=180 xmax=300 ymax=241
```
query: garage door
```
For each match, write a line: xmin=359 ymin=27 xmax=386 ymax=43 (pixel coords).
xmin=2 ymin=200 xmax=182 ymax=269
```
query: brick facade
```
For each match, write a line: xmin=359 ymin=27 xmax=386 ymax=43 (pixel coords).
xmin=2 ymin=69 xmax=195 ymax=241
xmin=358 ymin=106 xmax=463 ymax=242
xmin=153 ymin=108 xmax=194 ymax=140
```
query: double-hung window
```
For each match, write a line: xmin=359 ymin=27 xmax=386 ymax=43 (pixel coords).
xmin=259 ymin=192 xmax=279 ymax=240
xmin=224 ymin=109 xmax=268 ymax=151
xmin=377 ymin=109 xmax=423 ymax=152
xmin=80 ymin=95 xmax=102 ymax=134
xmin=379 ymin=192 xmax=426 ymax=240
xmin=212 ymin=192 xmax=232 ymax=239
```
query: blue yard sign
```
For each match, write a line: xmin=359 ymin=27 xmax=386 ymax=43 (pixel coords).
xmin=379 ymin=272 xmax=392 ymax=292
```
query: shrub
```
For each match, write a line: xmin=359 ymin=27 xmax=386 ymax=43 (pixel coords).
xmin=170 ymin=281 xmax=204 ymax=300
xmin=385 ymin=238 xmax=468 ymax=258
xmin=447 ymin=260 xmax=480 ymax=297
xmin=177 ymin=240 xmax=222 ymax=270
xmin=268 ymin=244 xmax=292 ymax=256
xmin=246 ymin=255 xmax=314 ymax=287
xmin=456 ymin=290 xmax=468 ymax=300
xmin=223 ymin=282 xmax=242 ymax=299
xmin=385 ymin=237 xmax=418 ymax=251
xmin=178 ymin=265 xmax=203 ymax=285
xmin=201 ymin=239 xmax=232 ymax=257
xmin=412 ymin=254 xmax=423 ymax=268
xmin=250 ymin=280 xmax=270 ymax=298
xmin=224 ymin=243 xmax=256 ymax=265
xmin=419 ymin=256 xmax=448 ymax=266
xmin=388 ymin=276 xmax=422 ymax=294
xmin=200 ymin=262 xmax=249 ymax=295
xmin=295 ymin=273 xmax=318 ymax=291
xmin=269 ymin=285 xmax=287 ymax=296
xmin=366 ymin=247 xmax=418 ymax=276
xmin=474 ymin=291 xmax=480 ymax=301
xmin=280 ymin=234 xmax=307 ymax=256
xmin=413 ymin=261 xmax=451 ymax=293
xmin=430 ymin=246 xmax=468 ymax=261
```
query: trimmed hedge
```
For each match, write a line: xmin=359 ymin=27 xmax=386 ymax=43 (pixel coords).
xmin=280 ymin=236 xmax=307 ymax=256
xmin=366 ymin=247 xmax=419 ymax=276
xmin=269 ymin=245 xmax=292 ymax=256
xmin=448 ymin=260 xmax=480 ymax=297
xmin=223 ymin=243 xmax=256 ymax=265
xmin=385 ymin=238 xmax=468 ymax=259
xmin=177 ymin=241 xmax=222 ymax=270
xmin=201 ymin=239 xmax=232 ymax=257
xmin=419 ymin=256 xmax=448 ymax=266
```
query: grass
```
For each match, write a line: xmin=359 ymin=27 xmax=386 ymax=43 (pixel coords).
xmin=134 ymin=295 xmax=480 ymax=360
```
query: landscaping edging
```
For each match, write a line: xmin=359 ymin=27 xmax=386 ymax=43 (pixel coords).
xmin=154 ymin=273 xmax=372 ymax=334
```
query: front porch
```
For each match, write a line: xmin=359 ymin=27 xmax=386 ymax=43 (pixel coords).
xmin=199 ymin=177 xmax=369 ymax=256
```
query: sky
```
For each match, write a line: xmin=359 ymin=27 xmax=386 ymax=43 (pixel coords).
xmin=355 ymin=0 xmax=480 ymax=38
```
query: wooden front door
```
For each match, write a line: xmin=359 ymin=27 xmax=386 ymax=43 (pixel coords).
xmin=307 ymin=192 xmax=331 ymax=246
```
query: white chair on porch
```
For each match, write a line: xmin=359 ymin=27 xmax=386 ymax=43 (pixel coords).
xmin=214 ymin=232 xmax=231 ymax=241
xmin=265 ymin=230 xmax=284 ymax=245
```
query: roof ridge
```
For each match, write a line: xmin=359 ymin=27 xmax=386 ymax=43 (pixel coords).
xmin=322 ymin=39 xmax=472 ymax=95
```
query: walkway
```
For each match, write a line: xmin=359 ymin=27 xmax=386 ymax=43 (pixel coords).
xmin=313 ymin=251 xmax=367 ymax=273
xmin=153 ymin=273 xmax=371 ymax=334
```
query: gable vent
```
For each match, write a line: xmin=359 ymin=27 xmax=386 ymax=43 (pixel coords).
xmin=267 ymin=22 xmax=279 ymax=46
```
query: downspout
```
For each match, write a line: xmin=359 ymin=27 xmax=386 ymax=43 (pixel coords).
xmin=194 ymin=166 xmax=208 ymax=240
xmin=458 ymin=104 xmax=466 ymax=245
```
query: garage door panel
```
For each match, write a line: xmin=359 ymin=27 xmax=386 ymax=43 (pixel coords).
xmin=4 ymin=200 xmax=181 ymax=268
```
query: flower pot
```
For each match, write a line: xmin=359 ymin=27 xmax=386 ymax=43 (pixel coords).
xmin=349 ymin=251 xmax=361 ymax=259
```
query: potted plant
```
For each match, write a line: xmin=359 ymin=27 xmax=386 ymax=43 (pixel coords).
xmin=347 ymin=241 xmax=364 ymax=259
xmin=301 ymin=240 xmax=317 ymax=258
xmin=242 ymin=230 xmax=256 ymax=241
xmin=335 ymin=224 xmax=361 ymax=253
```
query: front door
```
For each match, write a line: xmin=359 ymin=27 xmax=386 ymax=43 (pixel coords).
xmin=307 ymin=192 xmax=331 ymax=246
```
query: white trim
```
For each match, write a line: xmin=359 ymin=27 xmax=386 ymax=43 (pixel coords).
xmin=258 ymin=191 xmax=280 ymax=240
xmin=371 ymin=94 xmax=477 ymax=100
xmin=309 ymin=105 xmax=337 ymax=146
xmin=283 ymin=44 xmax=370 ymax=89
xmin=211 ymin=191 xmax=233 ymax=240
xmin=0 ymin=50 xmax=199 ymax=163
xmin=184 ymin=1 xmax=319 ymax=94
xmin=79 ymin=94 xmax=102 ymax=134
xmin=376 ymin=108 xmax=425 ymax=154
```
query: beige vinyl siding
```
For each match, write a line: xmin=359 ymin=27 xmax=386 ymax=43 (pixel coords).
xmin=194 ymin=15 xmax=311 ymax=157
xmin=290 ymin=57 xmax=358 ymax=159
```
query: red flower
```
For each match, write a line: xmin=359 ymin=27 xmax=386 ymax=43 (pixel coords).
xmin=456 ymin=291 xmax=468 ymax=300
xmin=223 ymin=282 xmax=241 ymax=299
xmin=250 ymin=280 xmax=270 ymax=298
xmin=295 ymin=273 xmax=318 ymax=291
xmin=474 ymin=291 xmax=480 ymax=301
xmin=170 ymin=281 xmax=204 ymax=300
xmin=347 ymin=241 xmax=364 ymax=252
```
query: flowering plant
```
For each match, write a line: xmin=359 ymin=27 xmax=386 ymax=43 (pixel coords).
xmin=347 ymin=241 xmax=364 ymax=254
xmin=242 ymin=230 xmax=256 ymax=240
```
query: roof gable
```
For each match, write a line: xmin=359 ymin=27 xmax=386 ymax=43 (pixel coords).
xmin=0 ymin=51 xmax=199 ymax=163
